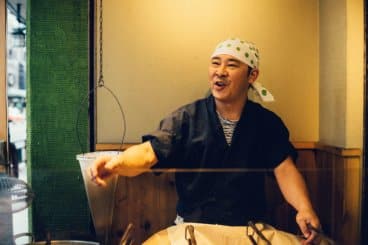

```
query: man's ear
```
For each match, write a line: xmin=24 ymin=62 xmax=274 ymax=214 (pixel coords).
xmin=247 ymin=68 xmax=259 ymax=84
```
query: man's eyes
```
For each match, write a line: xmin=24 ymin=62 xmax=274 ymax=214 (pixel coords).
xmin=211 ymin=62 xmax=238 ymax=67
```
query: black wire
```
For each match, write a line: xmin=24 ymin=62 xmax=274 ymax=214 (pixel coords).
xmin=75 ymin=85 xmax=126 ymax=153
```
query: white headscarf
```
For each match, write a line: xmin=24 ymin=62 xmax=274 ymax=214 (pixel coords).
xmin=211 ymin=38 xmax=260 ymax=69
xmin=211 ymin=38 xmax=274 ymax=102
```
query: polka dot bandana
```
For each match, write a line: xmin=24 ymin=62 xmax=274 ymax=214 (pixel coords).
xmin=211 ymin=38 xmax=260 ymax=68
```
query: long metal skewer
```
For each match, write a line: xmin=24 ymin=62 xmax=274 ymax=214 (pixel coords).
xmin=118 ymin=167 xmax=336 ymax=173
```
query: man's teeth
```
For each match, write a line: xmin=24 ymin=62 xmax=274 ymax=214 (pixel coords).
xmin=215 ymin=81 xmax=226 ymax=86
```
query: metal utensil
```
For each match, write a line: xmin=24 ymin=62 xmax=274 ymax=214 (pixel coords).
xmin=306 ymin=223 xmax=336 ymax=245
xmin=119 ymin=223 xmax=135 ymax=245
xmin=185 ymin=225 xmax=197 ymax=245
xmin=0 ymin=176 xmax=34 ymax=213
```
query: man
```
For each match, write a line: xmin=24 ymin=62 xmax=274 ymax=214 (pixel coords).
xmin=90 ymin=38 xmax=320 ymax=244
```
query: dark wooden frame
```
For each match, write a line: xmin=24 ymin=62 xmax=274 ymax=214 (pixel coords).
xmin=361 ymin=1 xmax=367 ymax=244
xmin=89 ymin=0 xmax=96 ymax=152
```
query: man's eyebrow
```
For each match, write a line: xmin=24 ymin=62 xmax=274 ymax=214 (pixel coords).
xmin=211 ymin=57 xmax=241 ymax=63
xmin=227 ymin=58 xmax=241 ymax=63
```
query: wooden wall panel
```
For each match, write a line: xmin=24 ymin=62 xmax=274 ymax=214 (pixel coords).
xmin=111 ymin=173 xmax=177 ymax=244
xmin=313 ymin=149 xmax=334 ymax=236
xmin=314 ymin=148 xmax=362 ymax=244
xmin=341 ymin=157 xmax=361 ymax=245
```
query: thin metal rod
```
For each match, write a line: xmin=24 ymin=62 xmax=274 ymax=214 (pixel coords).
xmin=148 ymin=168 xmax=273 ymax=173
xmin=118 ymin=167 xmax=337 ymax=173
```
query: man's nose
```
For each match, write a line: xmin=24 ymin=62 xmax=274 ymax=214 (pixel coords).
xmin=216 ymin=65 xmax=228 ymax=76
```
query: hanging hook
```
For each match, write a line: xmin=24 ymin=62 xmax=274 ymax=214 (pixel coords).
xmin=75 ymin=0 xmax=126 ymax=153
xmin=98 ymin=76 xmax=104 ymax=87
xmin=98 ymin=0 xmax=104 ymax=88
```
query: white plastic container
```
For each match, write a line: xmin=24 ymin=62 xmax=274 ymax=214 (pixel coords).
xmin=76 ymin=151 xmax=121 ymax=245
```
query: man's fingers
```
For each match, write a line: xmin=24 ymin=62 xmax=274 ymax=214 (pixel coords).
xmin=89 ymin=167 xmax=107 ymax=187
xmin=302 ymin=230 xmax=317 ymax=244
xmin=297 ymin=219 xmax=322 ymax=244
xmin=296 ymin=217 xmax=310 ymax=238
xmin=307 ymin=223 xmax=324 ymax=244
xmin=104 ymin=156 xmax=122 ymax=170
xmin=104 ymin=159 xmax=117 ymax=170
xmin=93 ymin=175 xmax=108 ymax=187
xmin=90 ymin=156 xmax=111 ymax=174
xmin=89 ymin=155 xmax=113 ymax=186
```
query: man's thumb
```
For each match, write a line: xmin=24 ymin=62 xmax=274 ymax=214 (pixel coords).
xmin=104 ymin=157 xmax=120 ymax=170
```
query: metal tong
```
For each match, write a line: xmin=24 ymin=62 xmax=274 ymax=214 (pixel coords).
xmin=185 ymin=224 xmax=197 ymax=245
xmin=120 ymin=223 xmax=135 ymax=245
xmin=306 ymin=223 xmax=336 ymax=245
xmin=246 ymin=221 xmax=271 ymax=245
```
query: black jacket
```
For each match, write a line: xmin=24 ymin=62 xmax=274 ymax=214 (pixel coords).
xmin=143 ymin=95 xmax=297 ymax=225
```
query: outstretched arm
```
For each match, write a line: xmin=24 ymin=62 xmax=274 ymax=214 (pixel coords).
xmin=274 ymin=156 xmax=320 ymax=244
xmin=90 ymin=141 xmax=158 ymax=186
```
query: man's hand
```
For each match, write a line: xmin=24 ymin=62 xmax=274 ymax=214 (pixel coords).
xmin=274 ymin=157 xmax=321 ymax=244
xmin=89 ymin=142 xmax=158 ymax=186
xmin=296 ymin=208 xmax=321 ymax=244
xmin=89 ymin=155 xmax=115 ymax=187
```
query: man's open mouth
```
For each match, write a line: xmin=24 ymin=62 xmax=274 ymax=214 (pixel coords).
xmin=214 ymin=81 xmax=227 ymax=87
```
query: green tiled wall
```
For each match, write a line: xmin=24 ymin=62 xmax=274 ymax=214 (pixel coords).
xmin=27 ymin=0 xmax=92 ymax=241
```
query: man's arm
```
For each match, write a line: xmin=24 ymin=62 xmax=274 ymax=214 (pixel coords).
xmin=274 ymin=156 xmax=320 ymax=244
xmin=90 ymin=141 xmax=158 ymax=186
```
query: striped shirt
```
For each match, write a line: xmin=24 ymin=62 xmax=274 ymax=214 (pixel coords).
xmin=216 ymin=111 xmax=238 ymax=145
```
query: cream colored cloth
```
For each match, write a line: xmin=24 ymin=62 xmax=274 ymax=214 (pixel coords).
xmin=250 ymin=81 xmax=275 ymax=102
xmin=211 ymin=38 xmax=260 ymax=69
xmin=144 ymin=222 xmax=303 ymax=245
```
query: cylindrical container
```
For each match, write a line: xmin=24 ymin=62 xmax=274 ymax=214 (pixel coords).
xmin=32 ymin=242 xmax=100 ymax=245
xmin=14 ymin=232 xmax=101 ymax=245
xmin=76 ymin=151 xmax=121 ymax=245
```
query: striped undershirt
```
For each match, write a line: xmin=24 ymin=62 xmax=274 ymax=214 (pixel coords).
xmin=216 ymin=111 xmax=238 ymax=145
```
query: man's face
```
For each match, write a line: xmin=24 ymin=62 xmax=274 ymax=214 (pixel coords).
xmin=208 ymin=54 xmax=255 ymax=104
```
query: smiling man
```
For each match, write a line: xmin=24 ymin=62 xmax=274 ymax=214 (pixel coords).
xmin=90 ymin=38 xmax=320 ymax=244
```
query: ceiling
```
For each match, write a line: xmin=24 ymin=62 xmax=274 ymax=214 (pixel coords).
xmin=7 ymin=0 xmax=26 ymax=24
